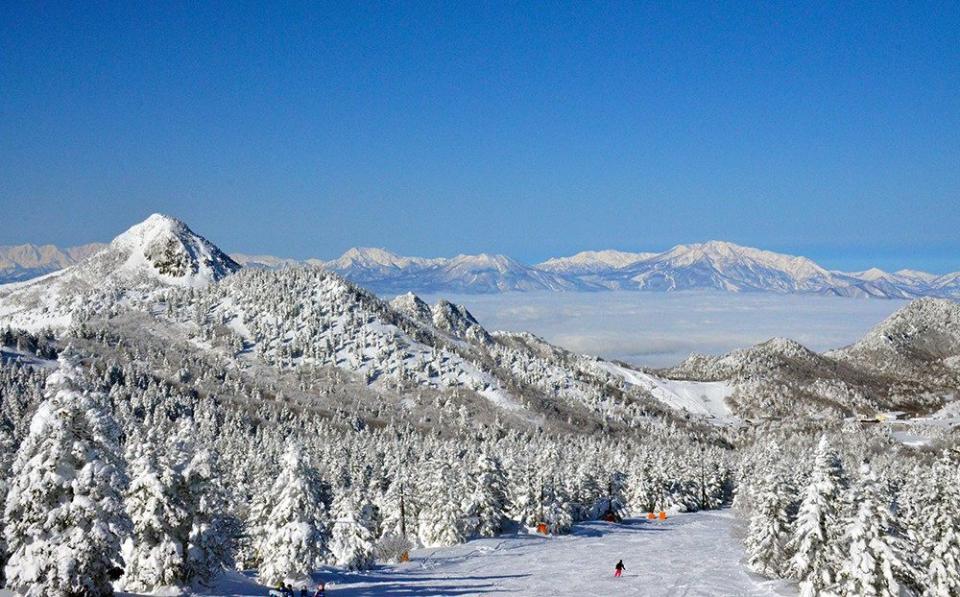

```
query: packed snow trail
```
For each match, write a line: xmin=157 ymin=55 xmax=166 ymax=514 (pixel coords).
xmin=111 ymin=510 xmax=793 ymax=596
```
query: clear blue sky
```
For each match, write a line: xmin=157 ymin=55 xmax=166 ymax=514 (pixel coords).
xmin=1 ymin=2 xmax=958 ymax=271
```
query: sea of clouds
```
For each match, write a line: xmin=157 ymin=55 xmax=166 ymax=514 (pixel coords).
xmin=417 ymin=291 xmax=908 ymax=368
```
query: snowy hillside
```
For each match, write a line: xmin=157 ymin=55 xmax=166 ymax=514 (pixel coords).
xmin=0 ymin=215 xmax=727 ymax=432
xmin=0 ymin=214 xmax=239 ymax=330
xmin=665 ymin=300 xmax=960 ymax=419
xmin=829 ymin=297 xmax=960 ymax=375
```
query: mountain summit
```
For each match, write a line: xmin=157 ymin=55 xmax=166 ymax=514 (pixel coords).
xmin=107 ymin=213 xmax=240 ymax=287
xmin=0 ymin=214 xmax=239 ymax=330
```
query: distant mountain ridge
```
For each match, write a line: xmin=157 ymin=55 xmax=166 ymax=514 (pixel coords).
xmin=0 ymin=243 xmax=106 ymax=283
xmin=5 ymin=233 xmax=960 ymax=299
xmin=315 ymin=242 xmax=960 ymax=299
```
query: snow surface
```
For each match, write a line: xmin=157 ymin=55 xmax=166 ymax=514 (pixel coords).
xmin=595 ymin=361 xmax=734 ymax=420
xmin=110 ymin=511 xmax=792 ymax=596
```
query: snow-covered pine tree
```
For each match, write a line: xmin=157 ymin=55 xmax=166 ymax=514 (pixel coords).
xmin=506 ymin=457 xmax=541 ymax=528
xmin=465 ymin=451 xmax=508 ymax=538
xmin=379 ymin=469 xmax=417 ymax=544
xmin=257 ymin=445 xmax=332 ymax=586
xmin=417 ymin=460 xmax=468 ymax=547
xmin=746 ymin=465 xmax=796 ymax=578
xmin=788 ymin=436 xmax=848 ymax=596
xmin=3 ymin=356 xmax=131 ymax=596
xmin=329 ymin=489 xmax=376 ymax=570
xmin=833 ymin=463 xmax=919 ymax=596
xmin=119 ymin=442 xmax=189 ymax=592
xmin=919 ymin=452 xmax=960 ymax=594
xmin=0 ymin=422 xmax=15 ymax=586
xmin=542 ymin=480 xmax=574 ymax=534
xmin=591 ymin=470 xmax=629 ymax=522
xmin=181 ymin=447 xmax=236 ymax=586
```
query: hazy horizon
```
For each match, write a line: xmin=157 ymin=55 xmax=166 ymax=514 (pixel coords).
xmin=419 ymin=290 xmax=908 ymax=368
xmin=3 ymin=217 xmax=960 ymax=276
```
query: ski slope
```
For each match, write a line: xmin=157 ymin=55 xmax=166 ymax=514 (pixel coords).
xmin=115 ymin=510 xmax=793 ymax=596
xmin=595 ymin=361 xmax=735 ymax=421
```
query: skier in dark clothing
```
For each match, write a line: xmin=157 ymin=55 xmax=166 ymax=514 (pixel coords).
xmin=614 ymin=560 xmax=625 ymax=577
xmin=314 ymin=582 xmax=326 ymax=597
xmin=301 ymin=587 xmax=309 ymax=597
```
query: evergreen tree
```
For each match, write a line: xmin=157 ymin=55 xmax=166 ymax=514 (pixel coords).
xmin=834 ymin=464 xmax=918 ymax=596
xmin=919 ymin=453 xmax=960 ymax=595
xmin=3 ymin=358 xmax=131 ymax=596
xmin=180 ymin=447 xmax=236 ymax=586
xmin=542 ymin=481 xmax=574 ymax=534
xmin=119 ymin=442 xmax=189 ymax=592
xmin=257 ymin=445 xmax=332 ymax=586
xmin=465 ymin=452 xmax=507 ymax=538
xmin=417 ymin=456 xmax=469 ymax=548
xmin=788 ymin=436 xmax=847 ymax=596
xmin=329 ymin=490 xmax=376 ymax=570
xmin=0 ymin=423 xmax=15 ymax=587
xmin=746 ymin=465 xmax=796 ymax=578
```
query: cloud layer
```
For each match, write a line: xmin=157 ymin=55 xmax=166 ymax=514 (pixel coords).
xmin=418 ymin=291 xmax=908 ymax=368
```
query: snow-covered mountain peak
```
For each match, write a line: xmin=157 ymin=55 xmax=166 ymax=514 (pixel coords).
xmin=838 ymin=298 xmax=960 ymax=363
xmin=389 ymin=292 xmax=433 ymax=322
xmin=108 ymin=213 xmax=239 ymax=287
xmin=537 ymin=250 xmax=656 ymax=274
xmin=855 ymin=267 xmax=891 ymax=282
xmin=446 ymin=253 xmax=520 ymax=273
xmin=895 ymin=269 xmax=940 ymax=283
xmin=658 ymin=241 xmax=827 ymax=279
xmin=431 ymin=299 xmax=492 ymax=343
xmin=754 ymin=336 xmax=819 ymax=359
xmin=331 ymin=247 xmax=416 ymax=269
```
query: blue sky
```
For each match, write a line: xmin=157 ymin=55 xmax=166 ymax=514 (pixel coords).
xmin=1 ymin=2 xmax=958 ymax=272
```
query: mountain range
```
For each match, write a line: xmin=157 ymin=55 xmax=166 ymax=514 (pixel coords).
xmin=4 ymin=223 xmax=960 ymax=300
xmin=244 ymin=242 xmax=960 ymax=299
xmin=1 ymin=213 xmax=958 ymax=426
xmin=0 ymin=243 xmax=106 ymax=283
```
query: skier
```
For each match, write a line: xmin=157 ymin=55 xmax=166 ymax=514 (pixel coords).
xmin=614 ymin=560 xmax=625 ymax=577
xmin=314 ymin=582 xmax=326 ymax=597
xmin=300 ymin=587 xmax=309 ymax=597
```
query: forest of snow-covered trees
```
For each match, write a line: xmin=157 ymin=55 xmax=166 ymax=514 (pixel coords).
xmin=1 ymin=331 xmax=957 ymax=596
xmin=0 ymin=223 xmax=958 ymax=596
xmin=0 ymin=341 xmax=732 ymax=596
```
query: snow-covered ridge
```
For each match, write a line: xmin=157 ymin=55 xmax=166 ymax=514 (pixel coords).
xmin=304 ymin=241 xmax=960 ymax=298
xmin=8 ymin=230 xmax=960 ymax=299
xmin=537 ymin=250 xmax=657 ymax=274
